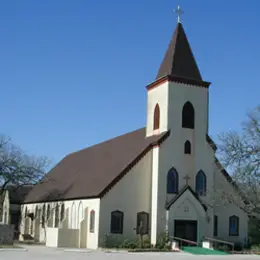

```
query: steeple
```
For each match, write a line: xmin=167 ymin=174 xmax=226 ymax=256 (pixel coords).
xmin=156 ymin=22 xmax=203 ymax=81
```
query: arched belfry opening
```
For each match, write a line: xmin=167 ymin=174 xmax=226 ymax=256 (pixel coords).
xmin=182 ymin=101 xmax=195 ymax=129
xmin=153 ymin=104 xmax=160 ymax=130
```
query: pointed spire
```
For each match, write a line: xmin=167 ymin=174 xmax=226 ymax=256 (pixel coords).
xmin=156 ymin=22 xmax=203 ymax=81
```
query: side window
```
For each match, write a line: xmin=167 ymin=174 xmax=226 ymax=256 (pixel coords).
xmin=90 ymin=210 xmax=95 ymax=233
xmin=47 ymin=204 xmax=51 ymax=220
xmin=60 ymin=203 xmax=65 ymax=222
xmin=136 ymin=212 xmax=149 ymax=235
xmin=110 ymin=210 xmax=124 ymax=234
xmin=42 ymin=204 xmax=46 ymax=228
xmin=54 ymin=204 xmax=59 ymax=228
xmin=35 ymin=206 xmax=38 ymax=219
xmin=229 ymin=215 xmax=239 ymax=236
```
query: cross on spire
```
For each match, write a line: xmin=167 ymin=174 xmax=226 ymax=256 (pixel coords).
xmin=183 ymin=174 xmax=190 ymax=185
xmin=174 ymin=5 xmax=184 ymax=24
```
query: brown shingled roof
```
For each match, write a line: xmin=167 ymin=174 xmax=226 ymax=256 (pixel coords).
xmin=7 ymin=185 xmax=33 ymax=204
xmin=24 ymin=128 xmax=170 ymax=203
xmin=156 ymin=23 xmax=202 ymax=81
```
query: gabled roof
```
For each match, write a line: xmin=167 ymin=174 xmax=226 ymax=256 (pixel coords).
xmin=165 ymin=185 xmax=207 ymax=211
xmin=7 ymin=185 xmax=33 ymax=204
xmin=206 ymin=134 xmax=217 ymax=151
xmin=214 ymin=157 xmax=250 ymax=205
xmin=24 ymin=128 xmax=170 ymax=204
xmin=156 ymin=23 xmax=203 ymax=82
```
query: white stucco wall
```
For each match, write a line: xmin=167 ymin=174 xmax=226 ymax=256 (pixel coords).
xmin=20 ymin=198 xmax=100 ymax=249
xmin=151 ymin=146 xmax=159 ymax=245
xmin=214 ymin=164 xmax=248 ymax=245
xmin=46 ymin=228 xmax=58 ymax=247
xmin=146 ymin=81 xmax=169 ymax=137
xmin=99 ymin=150 xmax=153 ymax=246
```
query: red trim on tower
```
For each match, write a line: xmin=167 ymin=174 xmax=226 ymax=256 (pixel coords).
xmin=146 ymin=75 xmax=211 ymax=91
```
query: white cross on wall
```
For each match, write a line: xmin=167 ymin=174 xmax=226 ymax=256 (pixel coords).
xmin=183 ymin=174 xmax=190 ymax=185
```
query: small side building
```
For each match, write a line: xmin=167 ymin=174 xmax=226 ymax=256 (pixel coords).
xmin=0 ymin=190 xmax=10 ymax=225
xmin=7 ymin=185 xmax=33 ymax=239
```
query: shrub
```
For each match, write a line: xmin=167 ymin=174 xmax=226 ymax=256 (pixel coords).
xmin=155 ymin=231 xmax=169 ymax=249
xmin=119 ymin=235 xmax=151 ymax=249
xmin=120 ymin=239 xmax=138 ymax=249
xmin=234 ymin=242 xmax=243 ymax=251
xmin=102 ymin=234 xmax=153 ymax=250
xmin=141 ymin=235 xmax=152 ymax=248
xmin=251 ymin=244 xmax=260 ymax=251
xmin=102 ymin=234 xmax=122 ymax=249
xmin=215 ymin=244 xmax=230 ymax=252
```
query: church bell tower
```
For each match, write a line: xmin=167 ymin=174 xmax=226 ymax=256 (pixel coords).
xmin=146 ymin=6 xmax=211 ymax=138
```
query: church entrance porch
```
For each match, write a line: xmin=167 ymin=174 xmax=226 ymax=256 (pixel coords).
xmin=166 ymin=186 xmax=209 ymax=245
xmin=174 ymin=220 xmax=197 ymax=246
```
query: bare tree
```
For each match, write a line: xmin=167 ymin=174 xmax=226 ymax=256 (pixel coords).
xmin=218 ymin=105 xmax=260 ymax=219
xmin=0 ymin=135 xmax=50 ymax=195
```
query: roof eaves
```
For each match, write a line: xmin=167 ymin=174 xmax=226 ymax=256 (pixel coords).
xmin=146 ymin=75 xmax=211 ymax=91
xmin=206 ymin=134 xmax=217 ymax=151
xmin=165 ymin=185 xmax=207 ymax=211
xmin=214 ymin=157 xmax=250 ymax=205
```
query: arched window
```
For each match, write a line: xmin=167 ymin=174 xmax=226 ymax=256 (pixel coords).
xmin=35 ymin=206 xmax=38 ymax=219
xmin=110 ymin=210 xmax=124 ymax=234
xmin=77 ymin=202 xmax=83 ymax=229
xmin=60 ymin=203 xmax=65 ymax=222
xmin=71 ymin=202 xmax=76 ymax=229
xmin=47 ymin=204 xmax=51 ymax=220
xmin=90 ymin=210 xmax=95 ymax=233
xmin=229 ymin=215 xmax=239 ymax=236
xmin=195 ymin=170 xmax=207 ymax=196
xmin=153 ymin=104 xmax=160 ymax=130
xmin=136 ymin=212 xmax=149 ymax=235
xmin=54 ymin=204 xmax=60 ymax=228
xmin=167 ymin=168 xmax=179 ymax=194
xmin=182 ymin=101 xmax=195 ymax=129
xmin=24 ymin=206 xmax=28 ymax=218
xmin=38 ymin=208 xmax=42 ymax=223
xmin=42 ymin=204 xmax=46 ymax=228
xmin=184 ymin=140 xmax=191 ymax=154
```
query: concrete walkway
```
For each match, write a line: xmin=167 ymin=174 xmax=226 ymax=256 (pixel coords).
xmin=0 ymin=245 xmax=259 ymax=260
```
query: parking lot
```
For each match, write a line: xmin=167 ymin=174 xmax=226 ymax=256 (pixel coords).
xmin=1 ymin=246 xmax=260 ymax=260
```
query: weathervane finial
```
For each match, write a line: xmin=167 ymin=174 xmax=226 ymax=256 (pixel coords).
xmin=174 ymin=5 xmax=184 ymax=24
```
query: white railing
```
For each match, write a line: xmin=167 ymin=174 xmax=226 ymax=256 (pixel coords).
xmin=204 ymin=236 xmax=234 ymax=251
xmin=169 ymin=236 xmax=198 ymax=248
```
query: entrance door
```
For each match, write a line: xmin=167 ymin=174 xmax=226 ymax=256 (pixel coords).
xmin=174 ymin=220 xmax=197 ymax=246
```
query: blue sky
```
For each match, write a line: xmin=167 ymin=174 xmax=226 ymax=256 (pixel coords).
xmin=1 ymin=0 xmax=259 ymax=166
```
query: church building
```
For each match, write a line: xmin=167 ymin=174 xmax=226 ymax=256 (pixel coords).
xmin=20 ymin=10 xmax=248 ymax=249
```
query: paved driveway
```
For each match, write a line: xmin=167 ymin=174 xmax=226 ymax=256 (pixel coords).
xmin=1 ymin=246 xmax=260 ymax=260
